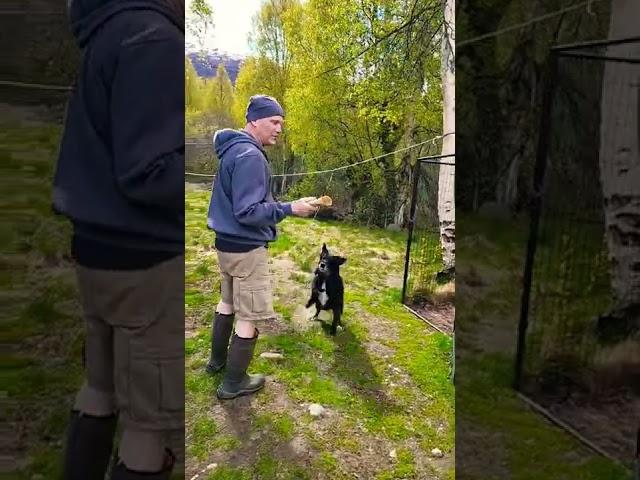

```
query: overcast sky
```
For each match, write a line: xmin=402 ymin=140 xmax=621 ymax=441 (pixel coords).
xmin=185 ymin=0 xmax=263 ymax=55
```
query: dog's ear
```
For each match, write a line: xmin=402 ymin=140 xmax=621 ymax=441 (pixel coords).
xmin=322 ymin=243 xmax=328 ymax=253
xmin=336 ymin=256 xmax=347 ymax=265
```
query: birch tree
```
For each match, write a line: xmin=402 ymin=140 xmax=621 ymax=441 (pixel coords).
xmin=597 ymin=0 xmax=640 ymax=341
xmin=438 ymin=0 xmax=455 ymax=275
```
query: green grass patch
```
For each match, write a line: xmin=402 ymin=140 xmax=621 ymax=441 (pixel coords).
xmin=207 ymin=466 xmax=251 ymax=480
xmin=375 ymin=448 xmax=416 ymax=480
xmin=3 ymin=121 xmax=86 ymax=477
xmin=185 ymin=189 xmax=452 ymax=477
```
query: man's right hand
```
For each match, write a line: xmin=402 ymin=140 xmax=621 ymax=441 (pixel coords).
xmin=291 ymin=199 xmax=318 ymax=217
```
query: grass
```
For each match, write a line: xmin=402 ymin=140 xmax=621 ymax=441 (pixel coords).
xmin=2 ymin=119 xmax=87 ymax=478
xmin=376 ymin=448 xmax=417 ymax=480
xmin=185 ymin=188 xmax=454 ymax=479
xmin=455 ymin=211 xmax=631 ymax=479
xmin=8 ymin=115 xmax=624 ymax=479
xmin=3 ymin=116 xmax=186 ymax=479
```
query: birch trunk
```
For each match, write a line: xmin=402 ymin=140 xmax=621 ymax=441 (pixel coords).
xmin=597 ymin=0 xmax=640 ymax=339
xmin=438 ymin=0 xmax=455 ymax=273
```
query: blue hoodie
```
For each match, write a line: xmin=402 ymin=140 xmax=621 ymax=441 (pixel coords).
xmin=52 ymin=0 xmax=184 ymax=254
xmin=207 ymin=129 xmax=293 ymax=247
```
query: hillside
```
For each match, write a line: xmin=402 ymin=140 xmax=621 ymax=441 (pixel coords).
xmin=187 ymin=51 xmax=244 ymax=84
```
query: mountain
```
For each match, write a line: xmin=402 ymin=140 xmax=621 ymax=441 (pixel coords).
xmin=187 ymin=50 xmax=245 ymax=85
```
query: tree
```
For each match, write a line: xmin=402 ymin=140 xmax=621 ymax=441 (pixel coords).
xmin=283 ymin=0 xmax=444 ymax=224
xmin=187 ymin=0 xmax=214 ymax=51
xmin=456 ymin=1 xmax=609 ymax=212
xmin=185 ymin=57 xmax=203 ymax=112
xmin=596 ymin=0 xmax=640 ymax=342
xmin=438 ymin=0 xmax=455 ymax=275
xmin=205 ymin=64 xmax=235 ymax=129
xmin=251 ymin=0 xmax=301 ymax=193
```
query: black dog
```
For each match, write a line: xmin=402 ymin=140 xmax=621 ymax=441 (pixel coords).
xmin=305 ymin=243 xmax=346 ymax=335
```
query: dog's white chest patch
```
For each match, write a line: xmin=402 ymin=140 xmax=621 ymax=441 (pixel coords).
xmin=318 ymin=281 xmax=329 ymax=306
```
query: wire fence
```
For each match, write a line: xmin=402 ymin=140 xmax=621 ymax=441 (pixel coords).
xmin=401 ymin=155 xmax=455 ymax=335
xmin=515 ymin=37 xmax=640 ymax=470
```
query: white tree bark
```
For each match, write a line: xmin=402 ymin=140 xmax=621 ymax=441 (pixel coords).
xmin=438 ymin=0 xmax=455 ymax=272
xmin=599 ymin=0 xmax=640 ymax=320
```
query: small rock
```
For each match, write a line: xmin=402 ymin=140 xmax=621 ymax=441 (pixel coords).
xmin=308 ymin=403 xmax=325 ymax=417
xmin=431 ymin=448 xmax=444 ymax=458
xmin=260 ymin=352 xmax=284 ymax=359
xmin=206 ymin=463 xmax=218 ymax=470
xmin=389 ymin=449 xmax=397 ymax=459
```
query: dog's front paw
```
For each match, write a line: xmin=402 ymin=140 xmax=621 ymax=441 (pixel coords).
xmin=331 ymin=324 xmax=344 ymax=335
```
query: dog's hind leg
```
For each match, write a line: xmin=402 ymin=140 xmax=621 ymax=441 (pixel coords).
xmin=330 ymin=308 xmax=341 ymax=335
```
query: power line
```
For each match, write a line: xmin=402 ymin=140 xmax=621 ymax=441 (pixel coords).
xmin=458 ymin=0 xmax=603 ymax=48
xmin=0 ymin=80 xmax=73 ymax=91
xmin=185 ymin=132 xmax=454 ymax=179
xmin=0 ymin=11 xmax=66 ymax=15
xmin=275 ymin=132 xmax=452 ymax=177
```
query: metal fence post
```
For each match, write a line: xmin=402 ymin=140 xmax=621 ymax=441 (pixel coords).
xmin=513 ymin=52 xmax=558 ymax=391
xmin=401 ymin=160 xmax=422 ymax=305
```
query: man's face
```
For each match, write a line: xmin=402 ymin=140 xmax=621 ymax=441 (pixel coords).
xmin=253 ymin=116 xmax=284 ymax=146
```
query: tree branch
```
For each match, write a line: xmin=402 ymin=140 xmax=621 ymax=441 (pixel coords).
xmin=316 ymin=3 xmax=438 ymax=77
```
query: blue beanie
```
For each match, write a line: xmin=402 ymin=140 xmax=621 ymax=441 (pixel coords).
xmin=245 ymin=95 xmax=284 ymax=121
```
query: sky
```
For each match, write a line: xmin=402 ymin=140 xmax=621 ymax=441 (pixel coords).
xmin=186 ymin=0 xmax=263 ymax=56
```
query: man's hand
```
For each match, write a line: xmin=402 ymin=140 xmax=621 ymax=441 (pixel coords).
xmin=291 ymin=198 xmax=318 ymax=217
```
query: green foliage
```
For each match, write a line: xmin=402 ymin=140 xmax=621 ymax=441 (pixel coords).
xmin=204 ymin=64 xmax=235 ymax=128
xmin=187 ymin=0 xmax=214 ymax=51
xmin=186 ymin=0 xmax=445 ymax=226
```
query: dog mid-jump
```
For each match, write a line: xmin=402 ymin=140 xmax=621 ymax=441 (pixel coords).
xmin=305 ymin=243 xmax=346 ymax=335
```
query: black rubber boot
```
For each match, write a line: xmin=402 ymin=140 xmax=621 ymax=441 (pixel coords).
xmin=216 ymin=330 xmax=265 ymax=400
xmin=109 ymin=449 xmax=175 ymax=479
xmin=62 ymin=410 xmax=118 ymax=480
xmin=206 ymin=312 xmax=235 ymax=374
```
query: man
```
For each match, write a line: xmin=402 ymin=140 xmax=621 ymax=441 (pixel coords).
xmin=207 ymin=94 xmax=317 ymax=400
xmin=52 ymin=0 xmax=185 ymax=478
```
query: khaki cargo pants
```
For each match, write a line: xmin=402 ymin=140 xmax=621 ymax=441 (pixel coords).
xmin=73 ymin=255 xmax=184 ymax=471
xmin=217 ymin=246 xmax=277 ymax=322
